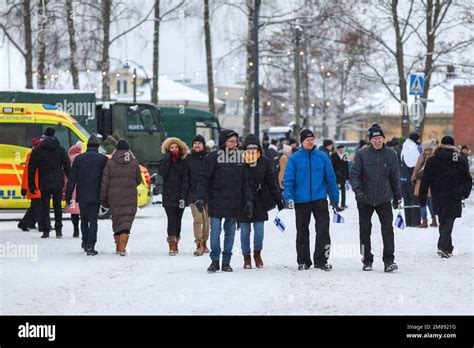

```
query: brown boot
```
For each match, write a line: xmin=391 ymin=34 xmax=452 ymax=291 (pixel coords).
xmin=114 ymin=234 xmax=120 ymax=254
xmin=119 ymin=234 xmax=129 ymax=256
xmin=194 ymin=241 xmax=204 ymax=256
xmin=417 ymin=219 xmax=428 ymax=228
xmin=167 ymin=236 xmax=178 ymax=256
xmin=254 ymin=250 xmax=264 ymax=268
xmin=55 ymin=226 xmax=63 ymax=239
xmin=243 ymin=255 xmax=252 ymax=269
xmin=202 ymin=240 xmax=210 ymax=254
xmin=430 ymin=217 xmax=438 ymax=227
xmin=176 ymin=235 xmax=181 ymax=254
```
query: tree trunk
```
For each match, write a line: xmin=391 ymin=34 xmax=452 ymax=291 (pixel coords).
xmin=23 ymin=0 xmax=33 ymax=89
xmin=243 ymin=0 xmax=254 ymax=138
xmin=66 ymin=0 xmax=80 ymax=89
xmin=302 ymin=39 xmax=310 ymax=129
xmin=151 ymin=0 xmax=160 ymax=105
xmin=391 ymin=0 xmax=409 ymax=137
xmin=101 ymin=0 xmax=111 ymax=101
xmin=37 ymin=0 xmax=48 ymax=89
xmin=204 ymin=0 xmax=215 ymax=115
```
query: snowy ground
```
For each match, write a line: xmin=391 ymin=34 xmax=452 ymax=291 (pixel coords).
xmin=1 ymin=192 xmax=472 ymax=315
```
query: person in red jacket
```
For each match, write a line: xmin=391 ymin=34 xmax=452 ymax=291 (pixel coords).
xmin=18 ymin=138 xmax=43 ymax=231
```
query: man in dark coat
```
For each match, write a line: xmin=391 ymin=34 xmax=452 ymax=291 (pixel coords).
xmin=239 ymin=134 xmax=285 ymax=269
xmin=65 ymin=135 xmax=108 ymax=255
xmin=331 ymin=144 xmax=350 ymax=209
xmin=196 ymin=129 xmax=252 ymax=273
xmin=318 ymin=139 xmax=334 ymax=159
xmin=28 ymin=127 xmax=70 ymax=238
xmin=186 ymin=134 xmax=211 ymax=256
xmin=349 ymin=123 xmax=402 ymax=272
xmin=419 ymin=136 xmax=472 ymax=258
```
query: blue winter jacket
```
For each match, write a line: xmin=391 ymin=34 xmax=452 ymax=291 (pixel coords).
xmin=283 ymin=146 xmax=339 ymax=204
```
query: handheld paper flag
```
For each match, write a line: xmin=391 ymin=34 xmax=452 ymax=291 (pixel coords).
xmin=394 ymin=211 xmax=405 ymax=230
xmin=332 ymin=208 xmax=345 ymax=224
xmin=274 ymin=215 xmax=286 ymax=233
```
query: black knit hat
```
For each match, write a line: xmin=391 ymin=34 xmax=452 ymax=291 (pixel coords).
xmin=44 ymin=127 xmax=55 ymax=137
xmin=218 ymin=129 xmax=238 ymax=147
xmin=323 ymin=139 xmax=333 ymax=147
xmin=289 ymin=138 xmax=298 ymax=145
xmin=88 ymin=135 xmax=100 ymax=148
xmin=192 ymin=134 xmax=206 ymax=147
xmin=300 ymin=129 xmax=314 ymax=143
xmin=116 ymin=139 xmax=130 ymax=150
xmin=368 ymin=123 xmax=385 ymax=140
xmin=409 ymin=132 xmax=420 ymax=143
xmin=243 ymin=134 xmax=261 ymax=150
xmin=441 ymin=135 xmax=455 ymax=146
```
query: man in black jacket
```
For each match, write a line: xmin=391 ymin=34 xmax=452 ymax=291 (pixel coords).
xmin=419 ymin=136 xmax=472 ymax=258
xmin=65 ymin=135 xmax=108 ymax=255
xmin=331 ymin=144 xmax=350 ymax=209
xmin=29 ymin=127 xmax=70 ymax=239
xmin=349 ymin=124 xmax=402 ymax=272
xmin=196 ymin=129 xmax=252 ymax=273
xmin=186 ymin=134 xmax=210 ymax=256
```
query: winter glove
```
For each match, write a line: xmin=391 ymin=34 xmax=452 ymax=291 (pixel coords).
xmin=243 ymin=201 xmax=253 ymax=218
xmin=277 ymin=199 xmax=285 ymax=211
xmin=164 ymin=152 xmax=172 ymax=163
xmin=29 ymin=185 xmax=36 ymax=195
xmin=21 ymin=189 xmax=27 ymax=196
xmin=355 ymin=191 xmax=367 ymax=202
xmin=392 ymin=199 xmax=402 ymax=210
xmin=65 ymin=196 xmax=71 ymax=206
xmin=286 ymin=200 xmax=295 ymax=209
xmin=330 ymin=201 xmax=344 ymax=212
xmin=195 ymin=199 xmax=205 ymax=213
xmin=179 ymin=199 xmax=186 ymax=208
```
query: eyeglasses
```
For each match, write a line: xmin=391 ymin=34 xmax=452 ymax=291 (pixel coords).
xmin=226 ymin=139 xmax=238 ymax=144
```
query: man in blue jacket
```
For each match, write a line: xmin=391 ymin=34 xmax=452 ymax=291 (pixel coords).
xmin=283 ymin=129 xmax=340 ymax=271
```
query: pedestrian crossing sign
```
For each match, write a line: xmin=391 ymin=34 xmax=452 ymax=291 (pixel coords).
xmin=409 ymin=73 xmax=425 ymax=96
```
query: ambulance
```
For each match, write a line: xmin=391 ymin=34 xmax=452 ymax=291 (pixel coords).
xmin=0 ymin=103 xmax=152 ymax=218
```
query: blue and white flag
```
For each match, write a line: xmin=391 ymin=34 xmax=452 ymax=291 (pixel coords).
xmin=332 ymin=209 xmax=345 ymax=224
xmin=274 ymin=215 xmax=286 ymax=233
xmin=394 ymin=211 xmax=405 ymax=230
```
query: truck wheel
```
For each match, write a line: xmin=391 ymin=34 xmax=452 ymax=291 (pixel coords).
xmin=98 ymin=205 xmax=111 ymax=220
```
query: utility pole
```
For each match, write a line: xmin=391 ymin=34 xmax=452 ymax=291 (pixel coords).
xmin=133 ymin=67 xmax=137 ymax=103
xmin=253 ymin=0 xmax=261 ymax=136
xmin=293 ymin=25 xmax=303 ymax=140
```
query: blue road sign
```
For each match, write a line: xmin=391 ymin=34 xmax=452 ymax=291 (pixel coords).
xmin=409 ymin=73 xmax=425 ymax=96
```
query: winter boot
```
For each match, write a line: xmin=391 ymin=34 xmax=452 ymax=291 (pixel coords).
xmin=41 ymin=231 xmax=49 ymax=238
xmin=55 ymin=226 xmax=63 ymax=239
xmin=430 ymin=217 xmax=438 ymax=227
xmin=119 ymin=234 xmax=129 ymax=257
xmin=315 ymin=263 xmax=333 ymax=271
xmin=362 ymin=262 xmax=373 ymax=271
xmin=167 ymin=236 xmax=178 ymax=256
xmin=417 ymin=219 xmax=428 ymax=228
xmin=114 ymin=234 xmax=120 ymax=254
xmin=207 ymin=260 xmax=220 ymax=273
xmin=176 ymin=235 xmax=181 ymax=254
xmin=384 ymin=263 xmax=398 ymax=272
xmin=81 ymin=242 xmax=87 ymax=252
xmin=17 ymin=222 xmax=29 ymax=232
xmin=221 ymin=263 xmax=233 ymax=272
xmin=193 ymin=241 xmax=204 ymax=256
xmin=253 ymin=250 xmax=264 ymax=268
xmin=437 ymin=249 xmax=450 ymax=258
xmin=86 ymin=244 xmax=98 ymax=256
xmin=298 ymin=264 xmax=310 ymax=270
xmin=243 ymin=255 xmax=252 ymax=269
xmin=202 ymin=240 xmax=210 ymax=254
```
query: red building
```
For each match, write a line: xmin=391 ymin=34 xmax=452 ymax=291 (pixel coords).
xmin=453 ymin=85 xmax=474 ymax=149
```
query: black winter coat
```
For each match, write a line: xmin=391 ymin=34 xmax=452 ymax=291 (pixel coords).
xmin=331 ymin=152 xmax=349 ymax=183
xmin=158 ymin=156 xmax=188 ymax=208
xmin=65 ymin=148 xmax=108 ymax=205
xmin=239 ymin=155 xmax=282 ymax=223
xmin=186 ymin=149 xmax=209 ymax=204
xmin=419 ymin=145 xmax=472 ymax=218
xmin=349 ymin=144 xmax=402 ymax=207
xmin=28 ymin=136 xmax=70 ymax=191
xmin=196 ymin=149 xmax=252 ymax=218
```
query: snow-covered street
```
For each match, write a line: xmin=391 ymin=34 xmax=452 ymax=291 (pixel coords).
xmin=1 ymin=192 xmax=472 ymax=315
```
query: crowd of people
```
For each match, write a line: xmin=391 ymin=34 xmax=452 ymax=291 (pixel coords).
xmin=17 ymin=123 xmax=472 ymax=272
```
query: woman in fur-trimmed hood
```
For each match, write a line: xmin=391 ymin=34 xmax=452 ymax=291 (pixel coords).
xmin=158 ymin=137 xmax=189 ymax=255
xmin=419 ymin=136 xmax=472 ymax=257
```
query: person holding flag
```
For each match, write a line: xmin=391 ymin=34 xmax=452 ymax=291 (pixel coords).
xmin=349 ymin=124 xmax=402 ymax=272
xmin=283 ymin=129 xmax=340 ymax=271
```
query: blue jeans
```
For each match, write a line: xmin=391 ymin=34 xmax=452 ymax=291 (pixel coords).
xmin=210 ymin=217 xmax=237 ymax=264
xmin=420 ymin=197 xmax=434 ymax=219
xmin=240 ymin=221 xmax=264 ymax=256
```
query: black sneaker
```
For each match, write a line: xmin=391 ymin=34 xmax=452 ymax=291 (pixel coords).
xmin=207 ymin=261 xmax=220 ymax=273
xmin=362 ymin=263 xmax=373 ymax=271
xmin=298 ymin=264 xmax=310 ymax=270
xmin=384 ymin=263 xmax=398 ymax=272
xmin=221 ymin=263 xmax=233 ymax=272
xmin=437 ymin=250 xmax=450 ymax=258
xmin=87 ymin=248 xmax=98 ymax=256
xmin=315 ymin=263 xmax=332 ymax=271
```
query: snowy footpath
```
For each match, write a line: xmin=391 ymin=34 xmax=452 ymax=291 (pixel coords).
xmin=1 ymin=192 xmax=472 ymax=315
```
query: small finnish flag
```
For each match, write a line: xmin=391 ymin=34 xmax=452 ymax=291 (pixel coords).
xmin=394 ymin=211 xmax=405 ymax=230
xmin=332 ymin=209 xmax=345 ymax=224
xmin=274 ymin=215 xmax=286 ymax=233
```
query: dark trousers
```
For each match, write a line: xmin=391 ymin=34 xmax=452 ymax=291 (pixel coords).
xmin=39 ymin=189 xmax=63 ymax=233
xmin=357 ymin=201 xmax=395 ymax=265
xmin=294 ymin=200 xmax=330 ymax=267
xmin=401 ymin=181 xmax=420 ymax=227
xmin=19 ymin=198 xmax=41 ymax=229
xmin=438 ymin=215 xmax=455 ymax=254
xmin=338 ymin=181 xmax=346 ymax=207
xmin=80 ymin=203 xmax=100 ymax=246
xmin=164 ymin=206 xmax=185 ymax=237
